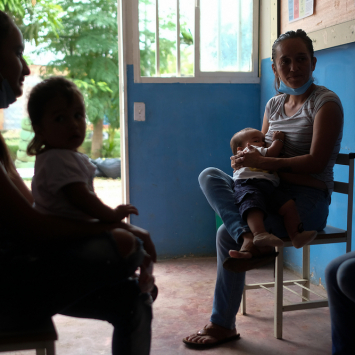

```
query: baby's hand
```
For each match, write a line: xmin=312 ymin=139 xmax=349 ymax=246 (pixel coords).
xmin=272 ymin=131 xmax=285 ymax=141
xmin=114 ymin=204 xmax=139 ymax=220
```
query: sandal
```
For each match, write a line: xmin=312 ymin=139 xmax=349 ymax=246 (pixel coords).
xmin=183 ymin=324 xmax=240 ymax=348
xmin=223 ymin=250 xmax=279 ymax=273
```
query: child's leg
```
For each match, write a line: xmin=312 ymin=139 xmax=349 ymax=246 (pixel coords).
xmin=247 ymin=208 xmax=284 ymax=247
xmin=111 ymin=229 xmax=138 ymax=258
xmin=234 ymin=179 xmax=284 ymax=247
xmin=279 ymin=200 xmax=317 ymax=249
xmin=246 ymin=208 xmax=266 ymax=235
xmin=112 ymin=229 xmax=158 ymax=303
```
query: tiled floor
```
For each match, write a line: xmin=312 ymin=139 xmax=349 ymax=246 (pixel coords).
xmin=3 ymin=256 xmax=332 ymax=355
xmin=151 ymin=257 xmax=331 ymax=355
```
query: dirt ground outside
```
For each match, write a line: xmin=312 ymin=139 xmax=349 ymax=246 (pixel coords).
xmin=24 ymin=177 xmax=123 ymax=208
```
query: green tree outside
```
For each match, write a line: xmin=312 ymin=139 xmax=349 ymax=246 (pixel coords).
xmin=39 ymin=0 xmax=119 ymax=158
xmin=139 ymin=0 xmax=194 ymax=77
xmin=3 ymin=0 xmax=190 ymax=159
xmin=1 ymin=0 xmax=63 ymax=44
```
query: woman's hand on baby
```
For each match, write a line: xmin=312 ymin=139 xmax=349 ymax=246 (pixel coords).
xmin=231 ymin=150 xmax=245 ymax=172
xmin=236 ymin=144 xmax=262 ymax=168
xmin=114 ymin=204 xmax=138 ymax=220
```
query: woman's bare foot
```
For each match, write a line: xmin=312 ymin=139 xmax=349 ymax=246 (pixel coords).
xmin=229 ymin=233 xmax=274 ymax=259
xmin=229 ymin=249 xmax=252 ymax=258
xmin=223 ymin=233 xmax=277 ymax=273
xmin=183 ymin=322 xmax=240 ymax=347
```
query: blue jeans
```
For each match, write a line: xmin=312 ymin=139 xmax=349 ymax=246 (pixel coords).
xmin=325 ymin=251 xmax=355 ymax=355
xmin=0 ymin=233 xmax=152 ymax=355
xmin=199 ymin=167 xmax=330 ymax=329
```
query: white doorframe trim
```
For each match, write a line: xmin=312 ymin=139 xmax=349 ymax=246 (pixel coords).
xmin=117 ymin=0 xmax=130 ymax=210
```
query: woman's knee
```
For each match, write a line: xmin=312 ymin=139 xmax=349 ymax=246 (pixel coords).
xmin=216 ymin=224 xmax=240 ymax=253
xmin=325 ymin=257 xmax=341 ymax=286
xmin=216 ymin=224 xmax=228 ymax=248
xmin=198 ymin=167 xmax=221 ymax=187
xmin=337 ymin=258 xmax=355 ymax=302
xmin=326 ymin=252 xmax=355 ymax=285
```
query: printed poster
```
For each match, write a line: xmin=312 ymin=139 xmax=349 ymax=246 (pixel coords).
xmin=288 ymin=0 xmax=314 ymax=23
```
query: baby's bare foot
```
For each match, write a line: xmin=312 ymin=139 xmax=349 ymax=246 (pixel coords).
xmin=253 ymin=232 xmax=284 ymax=247
xmin=292 ymin=230 xmax=317 ymax=249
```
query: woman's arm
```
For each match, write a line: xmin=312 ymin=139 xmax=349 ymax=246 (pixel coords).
xmin=261 ymin=111 xmax=269 ymax=134
xmin=0 ymin=165 xmax=130 ymax=243
xmin=239 ymin=102 xmax=343 ymax=174
xmin=277 ymin=172 xmax=327 ymax=189
xmin=9 ymin=169 xmax=34 ymax=204
xmin=266 ymin=131 xmax=284 ymax=157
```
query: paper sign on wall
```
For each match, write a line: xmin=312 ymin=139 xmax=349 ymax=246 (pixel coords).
xmin=288 ymin=0 xmax=314 ymax=23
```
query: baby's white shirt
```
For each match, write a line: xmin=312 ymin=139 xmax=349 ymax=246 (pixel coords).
xmin=232 ymin=145 xmax=279 ymax=187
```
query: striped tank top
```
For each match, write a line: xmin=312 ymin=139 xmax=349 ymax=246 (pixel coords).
xmin=264 ymin=85 xmax=343 ymax=194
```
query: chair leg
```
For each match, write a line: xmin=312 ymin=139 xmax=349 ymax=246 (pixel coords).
xmin=302 ymin=245 xmax=310 ymax=301
xmin=240 ymin=286 xmax=246 ymax=315
xmin=35 ymin=342 xmax=55 ymax=355
xmin=274 ymin=245 xmax=283 ymax=339
xmin=46 ymin=342 xmax=56 ymax=355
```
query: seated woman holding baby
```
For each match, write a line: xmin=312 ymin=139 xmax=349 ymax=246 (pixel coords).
xmin=183 ymin=29 xmax=343 ymax=348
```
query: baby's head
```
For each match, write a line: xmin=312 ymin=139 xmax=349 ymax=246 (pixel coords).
xmin=230 ymin=128 xmax=265 ymax=155
xmin=27 ymin=76 xmax=86 ymax=155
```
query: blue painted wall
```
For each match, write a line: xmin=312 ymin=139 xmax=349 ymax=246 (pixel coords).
xmin=127 ymin=65 xmax=261 ymax=258
xmin=260 ymin=42 xmax=355 ymax=287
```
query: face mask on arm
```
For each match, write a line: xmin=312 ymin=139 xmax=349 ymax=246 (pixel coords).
xmin=278 ymin=77 xmax=314 ymax=96
xmin=0 ymin=73 xmax=16 ymax=109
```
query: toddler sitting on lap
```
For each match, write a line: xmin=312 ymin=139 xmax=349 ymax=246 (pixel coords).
xmin=27 ymin=76 xmax=155 ymax=298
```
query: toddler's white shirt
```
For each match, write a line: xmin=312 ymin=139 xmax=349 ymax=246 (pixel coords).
xmin=32 ymin=149 xmax=96 ymax=220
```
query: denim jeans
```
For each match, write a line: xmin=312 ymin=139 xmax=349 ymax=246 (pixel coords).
xmin=199 ymin=167 xmax=330 ymax=329
xmin=325 ymin=251 xmax=355 ymax=355
xmin=0 ymin=233 xmax=152 ymax=355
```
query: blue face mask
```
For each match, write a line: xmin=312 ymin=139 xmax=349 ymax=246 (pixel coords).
xmin=0 ymin=73 xmax=16 ymax=109
xmin=278 ymin=77 xmax=314 ymax=96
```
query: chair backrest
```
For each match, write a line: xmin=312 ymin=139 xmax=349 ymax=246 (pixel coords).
xmin=333 ymin=153 xmax=355 ymax=252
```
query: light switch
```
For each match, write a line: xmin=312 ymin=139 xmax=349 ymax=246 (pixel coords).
xmin=134 ymin=102 xmax=145 ymax=121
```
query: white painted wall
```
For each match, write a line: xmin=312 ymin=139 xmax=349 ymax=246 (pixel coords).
xmin=260 ymin=0 xmax=272 ymax=60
